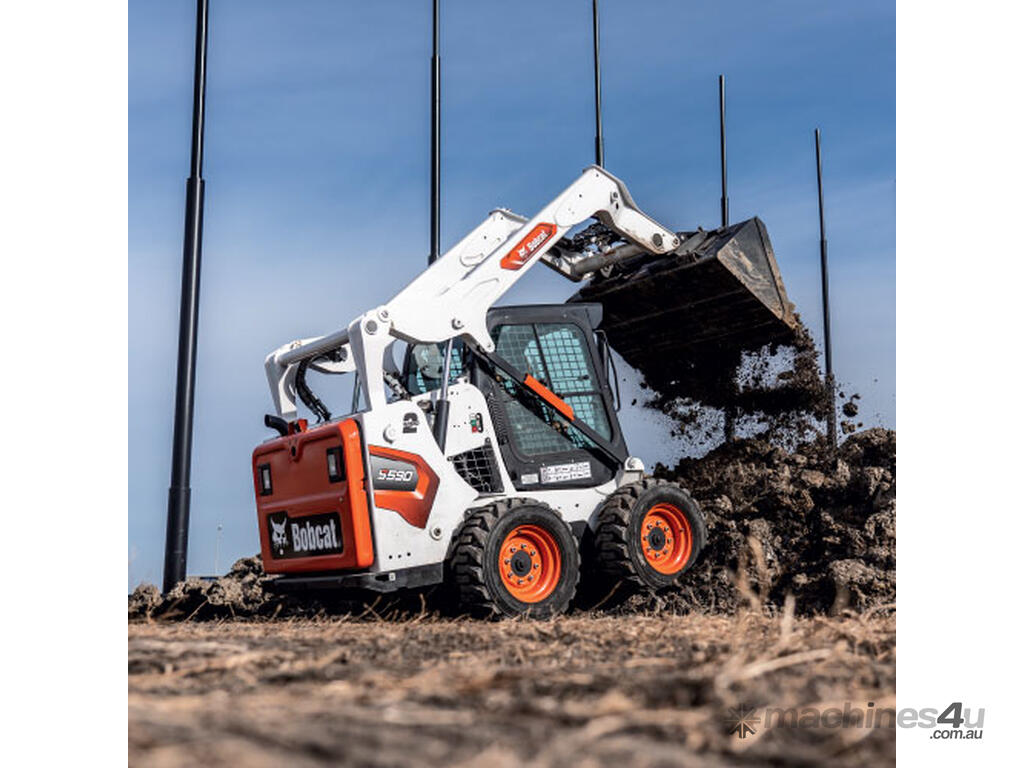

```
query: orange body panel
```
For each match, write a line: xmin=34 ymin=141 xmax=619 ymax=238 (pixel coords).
xmin=252 ymin=419 xmax=374 ymax=574
xmin=367 ymin=445 xmax=440 ymax=529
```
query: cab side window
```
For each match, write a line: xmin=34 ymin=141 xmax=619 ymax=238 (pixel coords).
xmin=403 ymin=341 xmax=465 ymax=395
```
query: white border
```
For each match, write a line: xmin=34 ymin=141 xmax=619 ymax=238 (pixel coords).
xmin=898 ymin=0 xmax=1023 ymax=763
xmin=3 ymin=2 xmax=127 ymax=763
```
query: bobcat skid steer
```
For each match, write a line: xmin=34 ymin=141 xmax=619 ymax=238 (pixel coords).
xmin=253 ymin=166 xmax=793 ymax=618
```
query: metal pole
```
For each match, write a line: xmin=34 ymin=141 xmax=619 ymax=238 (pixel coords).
xmin=592 ymin=0 xmax=604 ymax=166
xmin=429 ymin=0 xmax=441 ymax=265
xmin=163 ymin=0 xmax=210 ymax=593
xmin=719 ymin=74 xmax=728 ymax=228
xmin=429 ymin=0 xmax=453 ymax=450
xmin=815 ymin=128 xmax=838 ymax=450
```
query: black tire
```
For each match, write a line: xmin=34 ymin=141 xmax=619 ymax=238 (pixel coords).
xmin=592 ymin=478 xmax=707 ymax=593
xmin=450 ymin=499 xmax=580 ymax=619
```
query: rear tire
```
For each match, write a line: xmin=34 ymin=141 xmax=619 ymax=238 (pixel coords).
xmin=592 ymin=478 xmax=706 ymax=593
xmin=450 ymin=499 xmax=579 ymax=619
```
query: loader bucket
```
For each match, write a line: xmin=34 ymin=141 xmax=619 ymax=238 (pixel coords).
xmin=570 ymin=217 xmax=798 ymax=406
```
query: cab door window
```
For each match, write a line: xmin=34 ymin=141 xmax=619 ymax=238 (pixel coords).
xmin=494 ymin=321 xmax=612 ymax=457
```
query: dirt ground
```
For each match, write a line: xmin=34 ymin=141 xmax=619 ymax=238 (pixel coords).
xmin=129 ymin=610 xmax=894 ymax=768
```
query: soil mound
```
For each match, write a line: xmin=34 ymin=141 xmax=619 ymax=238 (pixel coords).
xmin=645 ymin=428 xmax=895 ymax=615
xmin=129 ymin=557 xmax=291 ymax=621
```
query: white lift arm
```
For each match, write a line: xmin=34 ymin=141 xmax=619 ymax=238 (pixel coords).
xmin=266 ymin=166 xmax=679 ymax=419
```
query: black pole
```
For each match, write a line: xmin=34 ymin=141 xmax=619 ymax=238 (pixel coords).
xmin=719 ymin=74 xmax=728 ymax=228
xmin=429 ymin=0 xmax=441 ymax=264
xmin=429 ymin=0 xmax=452 ymax=449
xmin=163 ymin=0 xmax=210 ymax=593
xmin=815 ymin=128 xmax=838 ymax=450
xmin=592 ymin=0 xmax=604 ymax=166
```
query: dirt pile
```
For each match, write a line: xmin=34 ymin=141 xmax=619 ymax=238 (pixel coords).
xmin=128 ymin=557 xmax=432 ymax=621
xmin=129 ymin=556 xmax=294 ymax=621
xmin=648 ymin=428 xmax=895 ymax=615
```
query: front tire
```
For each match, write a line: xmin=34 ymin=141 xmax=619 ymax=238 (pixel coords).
xmin=450 ymin=499 xmax=580 ymax=619
xmin=592 ymin=479 xmax=707 ymax=593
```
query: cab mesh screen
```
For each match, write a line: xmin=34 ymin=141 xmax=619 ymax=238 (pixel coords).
xmin=493 ymin=322 xmax=611 ymax=457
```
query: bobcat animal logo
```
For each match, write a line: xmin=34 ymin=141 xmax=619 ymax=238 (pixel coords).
xmin=270 ymin=518 xmax=289 ymax=552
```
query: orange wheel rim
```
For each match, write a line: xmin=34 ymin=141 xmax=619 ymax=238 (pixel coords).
xmin=640 ymin=503 xmax=693 ymax=575
xmin=498 ymin=524 xmax=562 ymax=603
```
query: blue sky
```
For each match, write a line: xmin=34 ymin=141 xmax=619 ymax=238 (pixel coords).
xmin=128 ymin=0 xmax=894 ymax=585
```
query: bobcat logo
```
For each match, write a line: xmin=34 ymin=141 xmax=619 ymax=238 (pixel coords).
xmin=500 ymin=222 xmax=556 ymax=270
xmin=270 ymin=518 xmax=289 ymax=552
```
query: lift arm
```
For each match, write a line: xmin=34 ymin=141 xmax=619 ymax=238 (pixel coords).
xmin=384 ymin=166 xmax=678 ymax=353
xmin=265 ymin=166 xmax=678 ymax=418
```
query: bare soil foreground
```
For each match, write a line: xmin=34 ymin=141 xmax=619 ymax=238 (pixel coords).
xmin=129 ymin=611 xmax=894 ymax=767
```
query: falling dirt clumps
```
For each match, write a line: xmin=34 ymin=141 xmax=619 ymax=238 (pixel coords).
xmin=645 ymin=317 xmax=832 ymax=445
xmin=649 ymin=427 xmax=895 ymax=616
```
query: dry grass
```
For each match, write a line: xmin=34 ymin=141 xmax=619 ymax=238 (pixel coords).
xmin=129 ymin=610 xmax=894 ymax=767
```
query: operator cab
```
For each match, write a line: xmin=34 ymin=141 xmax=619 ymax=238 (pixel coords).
xmin=402 ymin=303 xmax=626 ymax=491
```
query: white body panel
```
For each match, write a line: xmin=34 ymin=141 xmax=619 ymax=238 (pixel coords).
xmin=359 ymin=380 xmax=622 ymax=572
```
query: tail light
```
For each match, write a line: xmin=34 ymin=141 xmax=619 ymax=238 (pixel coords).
xmin=326 ymin=447 xmax=345 ymax=483
xmin=258 ymin=463 xmax=273 ymax=495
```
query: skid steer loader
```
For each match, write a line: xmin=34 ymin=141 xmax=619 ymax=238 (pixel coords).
xmin=252 ymin=166 xmax=796 ymax=617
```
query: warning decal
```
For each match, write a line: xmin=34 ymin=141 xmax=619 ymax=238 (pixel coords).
xmin=540 ymin=461 xmax=592 ymax=484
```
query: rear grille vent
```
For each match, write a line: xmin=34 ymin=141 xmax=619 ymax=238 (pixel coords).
xmin=451 ymin=442 xmax=503 ymax=494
